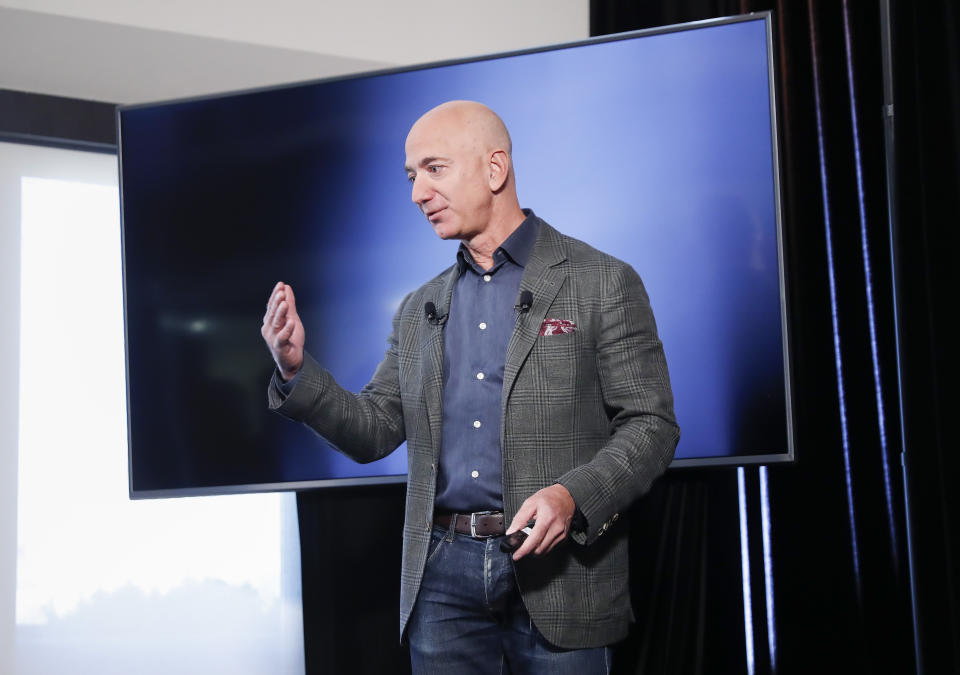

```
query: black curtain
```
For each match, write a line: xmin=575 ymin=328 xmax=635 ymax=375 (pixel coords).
xmin=888 ymin=1 xmax=960 ymax=673
xmin=297 ymin=484 xmax=412 ymax=674
xmin=591 ymin=1 xmax=959 ymax=674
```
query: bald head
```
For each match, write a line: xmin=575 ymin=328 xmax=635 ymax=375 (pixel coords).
xmin=407 ymin=100 xmax=512 ymax=158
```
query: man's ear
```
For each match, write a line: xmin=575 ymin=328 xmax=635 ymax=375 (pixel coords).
xmin=488 ymin=149 xmax=510 ymax=192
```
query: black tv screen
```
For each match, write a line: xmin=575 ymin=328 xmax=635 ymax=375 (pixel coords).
xmin=119 ymin=12 xmax=792 ymax=498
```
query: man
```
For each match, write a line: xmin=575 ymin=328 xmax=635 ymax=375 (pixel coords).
xmin=262 ymin=100 xmax=679 ymax=674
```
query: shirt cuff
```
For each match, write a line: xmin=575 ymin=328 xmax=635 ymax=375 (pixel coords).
xmin=571 ymin=506 xmax=588 ymax=533
xmin=276 ymin=368 xmax=301 ymax=396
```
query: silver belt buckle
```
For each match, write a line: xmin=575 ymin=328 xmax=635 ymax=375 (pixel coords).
xmin=470 ymin=510 xmax=497 ymax=538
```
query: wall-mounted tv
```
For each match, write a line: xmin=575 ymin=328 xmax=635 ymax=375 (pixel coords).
xmin=119 ymin=11 xmax=792 ymax=498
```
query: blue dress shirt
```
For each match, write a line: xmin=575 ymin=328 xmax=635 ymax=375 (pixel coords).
xmin=433 ymin=212 xmax=540 ymax=512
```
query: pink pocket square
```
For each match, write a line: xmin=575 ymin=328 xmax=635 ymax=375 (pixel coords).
xmin=539 ymin=318 xmax=577 ymax=336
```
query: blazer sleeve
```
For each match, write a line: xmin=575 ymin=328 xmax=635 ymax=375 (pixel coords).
xmin=266 ymin=294 xmax=410 ymax=463
xmin=557 ymin=263 xmax=680 ymax=545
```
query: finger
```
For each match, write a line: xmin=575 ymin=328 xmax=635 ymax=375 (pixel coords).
xmin=285 ymin=284 xmax=298 ymax=317
xmin=512 ymin=523 xmax=545 ymax=561
xmin=263 ymin=299 xmax=277 ymax=328
xmin=276 ymin=315 xmax=295 ymax=343
xmin=268 ymin=280 xmax=283 ymax=304
xmin=535 ymin=523 xmax=567 ymax=555
xmin=512 ymin=502 xmax=555 ymax=559
xmin=530 ymin=513 xmax=560 ymax=556
xmin=264 ymin=284 xmax=283 ymax=325
xmin=272 ymin=301 xmax=288 ymax=330
xmin=266 ymin=300 xmax=281 ymax=331
xmin=507 ymin=503 xmax=535 ymax=535
xmin=534 ymin=536 xmax=554 ymax=556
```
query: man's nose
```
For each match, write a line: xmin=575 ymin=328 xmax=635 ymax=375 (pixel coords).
xmin=411 ymin=174 xmax=432 ymax=206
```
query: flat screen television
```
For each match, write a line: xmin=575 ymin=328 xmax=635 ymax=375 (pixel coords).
xmin=118 ymin=11 xmax=793 ymax=498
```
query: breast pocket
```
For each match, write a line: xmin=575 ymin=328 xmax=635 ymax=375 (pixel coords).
xmin=525 ymin=330 xmax=584 ymax=414
xmin=534 ymin=327 xmax=582 ymax=364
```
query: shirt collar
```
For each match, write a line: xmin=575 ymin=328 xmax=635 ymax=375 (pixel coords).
xmin=456 ymin=209 xmax=540 ymax=273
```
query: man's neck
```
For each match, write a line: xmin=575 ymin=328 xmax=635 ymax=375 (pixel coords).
xmin=462 ymin=207 xmax=527 ymax=270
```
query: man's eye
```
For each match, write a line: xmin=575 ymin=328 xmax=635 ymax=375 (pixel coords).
xmin=427 ymin=165 xmax=442 ymax=174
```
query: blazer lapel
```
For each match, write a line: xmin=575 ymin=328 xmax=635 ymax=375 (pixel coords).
xmin=421 ymin=264 xmax=459 ymax=458
xmin=502 ymin=223 xmax=567 ymax=407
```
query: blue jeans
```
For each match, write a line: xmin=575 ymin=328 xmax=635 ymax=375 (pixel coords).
xmin=407 ymin=523 xmax=612 ymax=675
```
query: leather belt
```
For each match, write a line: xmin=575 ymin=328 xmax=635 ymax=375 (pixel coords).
xmin=434 ymin=510 xmax=505 ymax=538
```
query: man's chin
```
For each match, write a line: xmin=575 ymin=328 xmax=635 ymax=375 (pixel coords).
xmin=430 ymin=221 xmax=459 ymax=240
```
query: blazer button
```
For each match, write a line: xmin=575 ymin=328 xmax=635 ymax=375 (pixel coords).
xmin=425 ymin=518 xmax=431 ymax=531
xmin=612 ymin=513 xmax=619 ymax=522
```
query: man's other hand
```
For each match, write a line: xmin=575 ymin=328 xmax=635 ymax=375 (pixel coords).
xmin=262 ymin=281 xmax=305 ymax=381
xmin=506 ymin=484 xmax=576 ymax=561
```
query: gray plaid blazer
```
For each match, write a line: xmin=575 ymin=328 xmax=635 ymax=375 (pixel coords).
xmin=269 ymin=217 xmax=679 ymax=649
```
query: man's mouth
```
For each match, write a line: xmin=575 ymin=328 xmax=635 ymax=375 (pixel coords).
xmin=425 ymin=207 xmax=446 ymax=223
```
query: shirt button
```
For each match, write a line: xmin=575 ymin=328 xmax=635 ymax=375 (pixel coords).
xmin=476 ymin=372 xmax=484 ymax=380
xmin=471 ymin=470 xmax=479 ymax=479
xmin=479 ymin=322 xmax=487 ymax=330
xmin=483 ymin=274 xmax=492 ymax=282
xmin=473 ymin=420 xmax=481 ymax=428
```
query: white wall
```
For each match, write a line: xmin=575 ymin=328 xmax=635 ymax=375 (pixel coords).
xmin=1 ymin=0 xmax=588 ymax=64
xmin=0 ymin=7 xmax=386 ymax=104
xmin=0 ymin=0 xmax=590 ymax=103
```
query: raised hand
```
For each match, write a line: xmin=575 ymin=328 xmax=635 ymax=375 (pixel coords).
xmin=261 ymin=281 xmax=305 ymax=381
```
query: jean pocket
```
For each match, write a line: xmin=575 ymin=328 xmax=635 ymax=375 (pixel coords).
xmin=425 ymin=528 xmax=447 ymax=565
